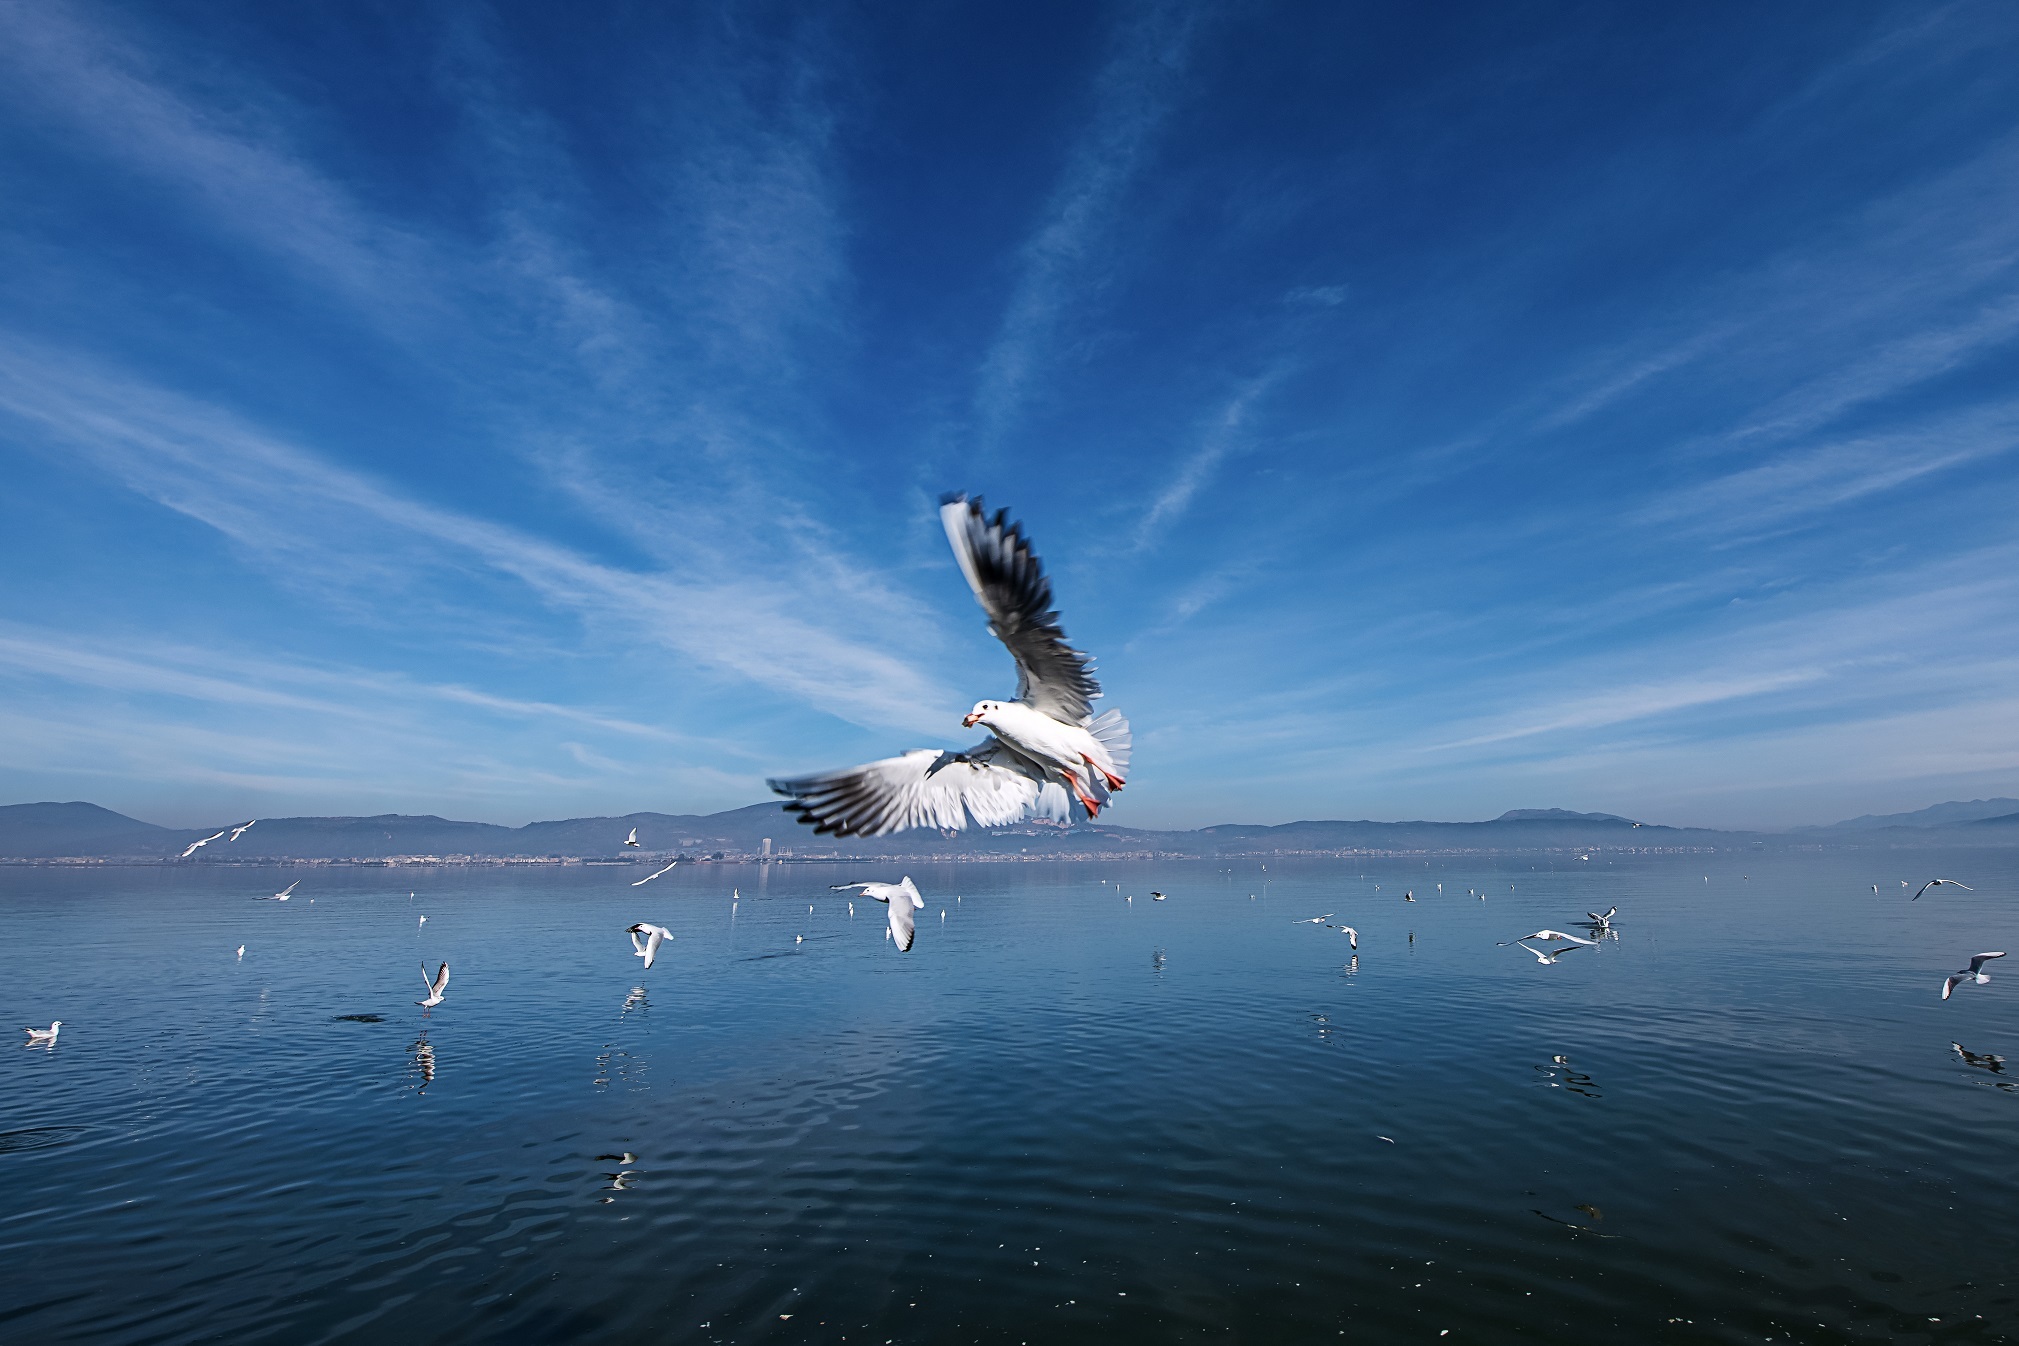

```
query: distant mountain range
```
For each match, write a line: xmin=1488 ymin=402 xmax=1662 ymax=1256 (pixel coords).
xmin=1796 ymin=799 xmax=2019 ymax=831
xmin=3 ymin=797 xmax=2015 ymax=862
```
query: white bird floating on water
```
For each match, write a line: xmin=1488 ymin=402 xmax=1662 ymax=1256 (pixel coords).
xmin=1513 ymin=941 xmax=1582 ymax=964
xmin=1296 ymin=914 xmax=1334 ymax=924
xmin=236 ymin=944 xmax=245 ymax=960
xmin=624 ymin=828 xmax=641 ymax=848
xmin=1151 ymin=891 xmax=1167 ymax=901
xmin=180 ymin=829 xmax=227 ymax=858
xmin=1943 ymin=952 xmax=2006 ymax=1000
xmin=631 ymin=860 xmax=678 ymax=887
xmin=1332 ymin=924 xmax=1360 ymax=949
xmin=832 ymin=879 xmax=926 ymax=952
xmin=770 ymin=494 xmax=1130 ymax=837
xmin=264 ymin=881 xmax=299 ymax=901
xmin=228 ymin=819 xmax=257 ymax=842
xmin=23 ymin=1021 xmax=61 ymax=1044
xmin=1498 ymin=930 xmax=1598 ymax=947
xmin=627 ymin=923 xmax=672 ymax=969
xmin=416 ymin=961 xmax=451 ymax=1008
xmin=1913 ymin=879 xmax=1974 ymax=901
xmin=418 ymin=915 xmax=427 ymax=928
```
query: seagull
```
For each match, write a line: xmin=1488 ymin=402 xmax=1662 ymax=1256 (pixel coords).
xmin=416 ymin=961 xmax=451 ymax=1008
xmin=180 ymin=829 xmax=227 ymax=858
xmin=832 ymin=879 xmax=926 ymax=952
xmin=1403 ymin=890 xmax=1416 ymax=902
xmin=769 ymin=494 xmax=1131 ymax=836
xmin=1331 ymin=924 xmax=1360 ymax=949
xmin=1151 ymin=891 xmax=1167 ymax=901
xmin=1584 ymin=906 xmax=1618 ymax=928
xmin=1913 ymin=879 xmax=1974 ymax=901
xmin=631 ymin=860 xmax=678 ymax=887
xmin=418 ymin=915 xmax=427 ymax=928
xmin=228 ymin=819 xmax=257 ymax=842
xmin=1942 ymin=952 xmax=2006 ymax=1000
xmin=22 ymin=1021 xmax=61 ymax=1044
xmin=627 ymin=923 xmax=672 ymax=969
xmin=624 ymin=828 xmax=641 ymax=848
xmin=1497 ymin=930 xmax=1598 ymax=947
xmin=265 ymin=881 xmax=299 ymax=901
xmin=235 ymin=944 xmax=245 ymax=960
xmin=1513 ymin=941 xmax=1583 ymax=964
xmin=1296 ymin=914 xmax=1334 ymax=924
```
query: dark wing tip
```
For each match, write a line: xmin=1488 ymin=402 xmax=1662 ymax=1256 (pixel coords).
xmin=939 ymin=490 xmax=971 ymax=508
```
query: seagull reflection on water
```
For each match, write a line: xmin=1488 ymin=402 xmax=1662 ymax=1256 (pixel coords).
xmin=1953 ymin=1042 xmax=2006 ymax=1074
xmin=620 ymin=986 xmax=649 ymax=1019
xmin=408 ymin=1035 xmax=435 ymax=1093
xmin=1151 ymin=947 xmax=1165 ymax=972
xmin=1535 ymin=1054 xmax=1601 ymax=1098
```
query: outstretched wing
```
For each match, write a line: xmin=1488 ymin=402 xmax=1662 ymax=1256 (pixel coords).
xmin=888 ymin=898 xmax=917 ymax=951
xmin=940 ymin=494 xmax=1101 ymax=723
xmin=771 ymin=740 xmax=1067 ymax=838
xmin=1969 ymin=952 xmax=2008 ymax=973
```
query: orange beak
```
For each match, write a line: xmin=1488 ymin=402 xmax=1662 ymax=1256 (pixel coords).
xmin=962 ymin=712 xmax=981 ymax=727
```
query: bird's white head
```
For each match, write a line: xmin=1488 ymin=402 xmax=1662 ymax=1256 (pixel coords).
xmin=963 ymin=700 xmax=1005 ymax=728
xmin=48 ymin=1021 xmax=62 ymax=1029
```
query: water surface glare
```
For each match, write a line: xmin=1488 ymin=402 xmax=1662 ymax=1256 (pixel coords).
xmin=5 ymin=853 xmax=2019 ymax=1344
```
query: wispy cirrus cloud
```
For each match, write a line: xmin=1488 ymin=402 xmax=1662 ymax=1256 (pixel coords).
xmin=0 ymin=342 xmax=959 ymax=735
xmin=971 ymin=2 xmax=1207 ymax=445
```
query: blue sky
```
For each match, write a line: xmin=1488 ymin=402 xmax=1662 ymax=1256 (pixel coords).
xmin=2 ymin=1 xmax=2017 ymax=831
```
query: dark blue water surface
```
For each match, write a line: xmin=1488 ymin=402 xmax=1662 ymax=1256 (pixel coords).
xmin=5 ymin=851 xmax=2019 ymax=1344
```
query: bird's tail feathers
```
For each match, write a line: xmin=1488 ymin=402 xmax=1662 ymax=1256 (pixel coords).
xmin=1085 ymin=708 xmax=1131 ymax=777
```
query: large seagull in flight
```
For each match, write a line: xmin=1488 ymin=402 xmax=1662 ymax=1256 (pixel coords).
xmin=769 ymin=494 xmax=1131 ymax=837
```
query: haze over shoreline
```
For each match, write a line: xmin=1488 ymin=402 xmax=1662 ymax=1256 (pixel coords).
xmin=7 ymin=798 xmax=2018 ymax=865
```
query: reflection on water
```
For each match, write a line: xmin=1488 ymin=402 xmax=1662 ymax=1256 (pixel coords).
xmin=408 ymin=1035 xmax=435 ymax=1093
xmin=5 ymin=853 xmax=2019 ymax=1345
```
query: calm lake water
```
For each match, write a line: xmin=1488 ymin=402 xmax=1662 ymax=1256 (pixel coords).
xmin=4 ymin=851 xmax=2018 ymax=1345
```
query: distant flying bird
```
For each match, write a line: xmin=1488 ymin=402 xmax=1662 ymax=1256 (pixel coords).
xmin=180 ymin=829 xmax=227 ymax=858
xmin=1913 ymin=879 xmax=1974 ymax=901
xmin=624 ymin=828 xmax=641 ymax=848
xmin=832 ymin=878 xmax=926 ymax=952
xmin=264 ymin=881 xmax=299 ymax=901
xmin=1514 ymin=942 xmax=1583 ymax=964
xmin=1403 ymin=890 xmax=1416 ymax=902
xmin=418 ymin=915 xmax=427 ymax=928
xmin=631 ymin=860 xmax=678 ymax=887
xmin=22 ymin=1021 xmax=61 ymax=1044
xmin=416 ymin=961 xmax=451 ymax=1008
xmin=1498 ymin=930 xmax=1598 ymax=947
xmin=1296 ymin=914 xmax=1334 ymax=924
xmin=235 ymin=944 xmax=245 ymax=960
xmin=770 ymin=494 xmax=1130 ymax=836
xmin=1151 ymin=891 xmax=1167 ymax=901
xmin=1942 ymin=951 xmax=2006 ymax=1000
xmin=228 ymin=820 xmax=257 ymax=842
xmin=627 ymin=923 xmax=672 ymax=969
xmin=1331 ymin=924 xmax=1360 ymax=949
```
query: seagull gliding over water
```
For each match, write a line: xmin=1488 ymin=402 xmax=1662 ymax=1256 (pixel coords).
xmin=264 ymin=881 xmax=299 ymax=901
xmin=1942 ymin=952 xmax=2006 ymax=1000
xmin=1498 ymin=930 xmax=1598 ymax=947
xmin=180 ymin=829 xmax=227 ymax=858
xmin=1913 ymin=879 xmax=1974 ymax=901
xmin=228 ymin=820 xmax=257 ymax=841
xmin=832 ymin=879 xmax=926 ymax=952
xmin=417 ymin=961 xmax=451 ymax=1008
xmin=770 ymin=495 xmax=1130 ymax=836
xmin=627 ymin=923 xmax=673 ymax=969
xmin=631 ymin=860 xmax=678 ymax=887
